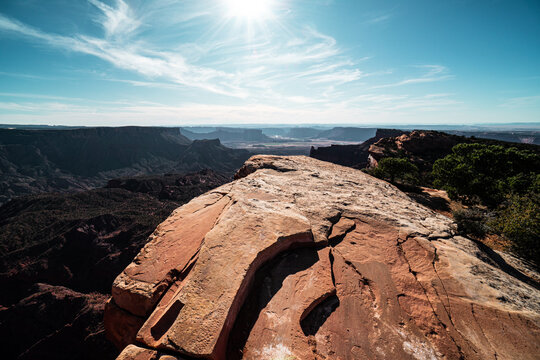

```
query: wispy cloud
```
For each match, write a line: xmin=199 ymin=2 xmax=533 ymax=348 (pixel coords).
xmin=0 ymin=71 xmax=55 ymax=80
xmin=88 ymin=0 xmax=141 ymax=39
xmin=0 ymin=91 xmax=133 ymax=104
xmin=0 ymin=89 xmax=463 ymax=127
xmin=0 ymin=9 xmax=247 ymax=98
xmin=499 ymin=95 xmax=540 ymax=108
xmin=0 ymin=0 xmax=469 ymax=124
xmin=346 ymin=92 xmax=460 ymax=112
xmin=365 ymin=13 xmax=393 ymax=25
xmin=0 ymin=0 xmax=377 ymax=104
xmin=373 ymin=65 xmax=454 ymax=88
xmin=0 ymin=3 xmax=414 ymax=112
xmin=309 ymin=69 xmax=365 ymax=84
xmin=0 ymin=0 xmax=363 ymax=98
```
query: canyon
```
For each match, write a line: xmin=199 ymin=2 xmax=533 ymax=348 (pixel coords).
xmin=0 ymin=127 xmax=249 ymax=205
xmin=0 ymin=170 xmax=231 ymax=360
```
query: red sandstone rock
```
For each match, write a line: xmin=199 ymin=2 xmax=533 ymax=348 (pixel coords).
xmin=328 ymin=217 xmax=356 ymax=242
xmin=107 ymin=155 xmax=540 ymax=360
xmin=111 ymin=192 xmax=231 ymax=317
xmin=104 ymin=298 xmax=145 ymax=350
xmin=116 ymin=345 xmax=158 ymax=360
xmin=367 ymin=130 xmax=469 ymax=172
xmin=240 ymin=248 xmax=335 ymax=359
xmin=148 ymin=198 xmax=314 ymax=358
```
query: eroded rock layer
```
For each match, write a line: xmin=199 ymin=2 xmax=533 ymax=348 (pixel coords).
xmin=107 ymin=155 xmax=540 ymax=360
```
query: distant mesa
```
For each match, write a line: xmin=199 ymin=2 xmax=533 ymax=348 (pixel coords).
xmin=315 ymin=126 xmax=377 ymax=141
xmin=0 ymin=126 xmax=249 ymax=205
xmin=180 ymin=126 xmax=380 ymax=143
xmin=180 ymin=128 xmax=271 ymax=142
xmin=310 ymin=128 xmax=406 ymax=168
xmin=311 ymin=129 xmax=539 ymax=171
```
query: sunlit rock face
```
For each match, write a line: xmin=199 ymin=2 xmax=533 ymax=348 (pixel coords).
xmin=106 ymin=155 xmax=540 ymax=360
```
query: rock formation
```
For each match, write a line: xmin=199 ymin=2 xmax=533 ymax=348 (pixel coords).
xmin=367 ymin=130 xmax=539 ymax=172
xmin=311 ymin=130 xmax=539 ymax=175
xmin=0 ymin=127 xmax=249 ymax=205
xmin=180 ymin=128 xmax=272 ymax=143
xmin=107 ymin=155 xmax=540 ymax=360
xmin=310 ymin=129 xmax=406 ymax=168
xmin=367 ymin=131 xmax=469 ymax=171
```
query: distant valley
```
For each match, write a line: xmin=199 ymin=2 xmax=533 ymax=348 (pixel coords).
xmin=1 ymin=125 xmax=538 ymax=205
xmin=0 ymin=127 xmax=249 ymax=205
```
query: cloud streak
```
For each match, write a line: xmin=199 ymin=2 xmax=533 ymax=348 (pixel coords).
xmin=373 ymin=65 xmax=454 ymax=88
xmin=0 ymin=8 xmax=244 ymax=98
xmin=365 ymin=13 xmax=393 ymax=25
xmin=499 ymin=95 xmax=540 ymax=108
xmin=0 ymin=1 xmax=374 ymax=102
xmin=88 ymin=0 xmax=141 ymax=39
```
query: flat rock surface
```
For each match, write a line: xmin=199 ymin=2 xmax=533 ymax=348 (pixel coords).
xmin=107 ymin=155 xmax=540 ymax=360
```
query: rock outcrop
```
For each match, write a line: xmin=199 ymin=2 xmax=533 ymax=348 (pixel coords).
xmin=310 ymin=129 xmax=406 ymax=168
xmin=367 ymin=130 xmax=540 ymax=172
xmin=367 ymin=131 xmax=468 ymax=171
xmin=107 ymin=155 xmax=540 ymax=360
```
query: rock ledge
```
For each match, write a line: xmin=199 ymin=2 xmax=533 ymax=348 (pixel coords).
xmin=107 ymin=155 xmax=540 ymax=360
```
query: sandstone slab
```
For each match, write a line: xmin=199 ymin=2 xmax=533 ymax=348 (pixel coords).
xmin=116 ymin=345 xmax=158 ymax=360
xmin=104 ymin=299 xmax=145 ymax=350
xmin=111 ymin=192 xmax=231 ymax=317
xmin=107 ymin=155 xmax=540 ymax=360
xmin=235 ymin=247 xmax=335 ymax=360
xmin=148 ymin=198 xmax=314 ymax=358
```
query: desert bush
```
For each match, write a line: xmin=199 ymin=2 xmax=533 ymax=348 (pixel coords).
xmin=370 ymin=157 xmax=419 ymax=185
xmin=490 ymin=193 xmax=540 ymax=266
xmin=433 ymin=143 xmax=539 ymax=207
xmin=452 ymin=208 xmax=490 ymax=238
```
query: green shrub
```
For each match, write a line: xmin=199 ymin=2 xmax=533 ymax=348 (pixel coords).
xmin=370 ymin=157 xmax=419 ymax=185
xmin=452 ymin=208 xmax=489 ymax=238
xmin=433 ymin=143 xmax=539 ymax=207
xmin=490 ymin=194 xmax=540 ymax=266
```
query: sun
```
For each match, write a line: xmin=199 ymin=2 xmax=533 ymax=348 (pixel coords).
xmin=223 ymin=0 xmax=275 ymax=20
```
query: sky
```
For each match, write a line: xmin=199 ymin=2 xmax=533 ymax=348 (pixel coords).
xmin=0 ymin=0 xmax=539 ymax=126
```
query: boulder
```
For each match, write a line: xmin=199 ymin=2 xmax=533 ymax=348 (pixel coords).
xmin=107 ymin=155 xmax=540 ymax=360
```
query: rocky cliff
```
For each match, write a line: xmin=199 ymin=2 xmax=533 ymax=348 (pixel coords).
xmin=106 ymin=155 xmax=540 ymax=360
xmin=0 ymin=127 xmax=250 ymax=205
xmin=180 ymin=128 xmax=272 ymax=143
xmin=367 ymin=130 xmax=540 ymax=172
xmin=310 ymin=129 xmax=406 ymax=168
xmin=367 ymin=131 xmax=472 ymax=172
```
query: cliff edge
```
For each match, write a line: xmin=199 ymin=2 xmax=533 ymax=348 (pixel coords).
xmin=106 ymin=155 xmax=540 ymax=360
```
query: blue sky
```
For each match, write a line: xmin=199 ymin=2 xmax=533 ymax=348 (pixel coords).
xmin=0 ymin=0 xmax=539 ymax=126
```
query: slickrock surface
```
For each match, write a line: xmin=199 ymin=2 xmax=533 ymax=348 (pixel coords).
xmin=106 ymin=155 xmax=540 ymax=360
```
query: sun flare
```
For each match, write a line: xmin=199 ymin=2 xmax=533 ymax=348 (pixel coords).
xmin=224 ymin=0 xmax=275 ymax=20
